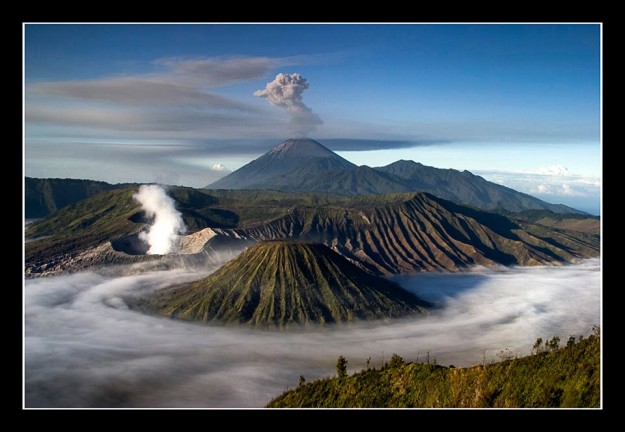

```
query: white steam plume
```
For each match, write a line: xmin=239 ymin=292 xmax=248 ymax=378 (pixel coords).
xmin=254 ymin=72 xmax=322 ymax=137
xmin=133 ymin=185 xmax=186 ymax=255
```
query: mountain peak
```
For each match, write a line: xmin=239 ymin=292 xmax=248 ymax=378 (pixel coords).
xmin=267 ymin=138 xmax=340 ymax=159
xmin=208 ymin=138 xmax=355 ymax=190
xmin=389 ymin=159 xmax=422 ymax=167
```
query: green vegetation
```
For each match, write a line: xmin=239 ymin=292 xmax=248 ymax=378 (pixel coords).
xmin=25 ymin=177 xmax=123 ymax=218
xmin=240 ymin=192 xmax=600 ymax=274
xmin=267 ymin=327 xmax=600 ymax=408
xmin=26 ymin=188 xmax=143 ymax=264
xmin=201 ymin=188 xmax=356 ymax=228
xmin=24 ymin=185 xmax=285 ymax=262
xmin=505 ymin=209 xmax=600 ymax=235
xmin=24 ymin=185 xmax=240 ymax=269
xmin=136 ymin=240 xmax=430 ymax=328
xmin=25 ymin=183 xmax=600 ymax=278
xmin=336 ymin=355 xmax=348 ymax=379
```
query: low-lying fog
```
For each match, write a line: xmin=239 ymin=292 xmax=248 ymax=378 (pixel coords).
xmin=24 ymin=259 xmax=600 ymax=408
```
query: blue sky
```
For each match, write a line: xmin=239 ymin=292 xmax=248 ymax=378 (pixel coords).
xmin=24 ymin=23 xmax=601 ymax=213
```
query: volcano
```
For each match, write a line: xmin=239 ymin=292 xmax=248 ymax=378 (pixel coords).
xmin=208 ymin=138 xmax=355 ymax=190
xmin=207 ymin=138 xmax=585 ymax=214
xmin=141 ymin=240 xmax=429 ymax=328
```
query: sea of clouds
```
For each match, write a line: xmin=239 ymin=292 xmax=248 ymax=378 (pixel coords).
xmin=24 ymin=259 xmax=600 ymax=408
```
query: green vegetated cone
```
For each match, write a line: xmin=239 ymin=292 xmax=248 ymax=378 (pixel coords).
xmin=144 ymin=240 xmax=430 ymax=328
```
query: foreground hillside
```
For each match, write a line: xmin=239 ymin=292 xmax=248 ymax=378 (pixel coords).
xmin=268 ymin=329 xmax=600 ymax=408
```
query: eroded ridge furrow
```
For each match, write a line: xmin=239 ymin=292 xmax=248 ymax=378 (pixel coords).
xmin=140 ymin=241 xmax=429 ymax=327
xmin=28 ymin=191 xmax=599 ymax=277
xmin=226 ymin=193 xmax=596 ymax=275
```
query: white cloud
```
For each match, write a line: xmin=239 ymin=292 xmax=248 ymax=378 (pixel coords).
xmin=476 ymin=168 xmax=600 ymax=213
xmin=24 ymin=259 xmax=599 ymax=407
xmin=478 ymin=168 xmax=599 ymax=198
xmin=24 ymin=140 xmax=238 ymax=188
xmin=210 ymin=164 xmax=227 ymax=171
xmin=560 ymin=183 xmax=583 ymax=196
xmin=536 ymin=184 xmax=550 ymax=193
xmin=532 ymin=182 xmax=583 ymax=197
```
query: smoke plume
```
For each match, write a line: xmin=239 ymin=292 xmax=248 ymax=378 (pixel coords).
xmin=254 ymin=73 xmax=322 ymax=137
xmin=132 ymin=185 xmax=186 ymax=254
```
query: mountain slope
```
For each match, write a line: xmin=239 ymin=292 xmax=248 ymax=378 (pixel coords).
xmin=503 ymin=209 xmax=600 ymax=234
xmin=25 ymin=177 xmax=121 ymax=218
xmin=139 ymin=241 xmax=429 ymax=327
xmin=267 ymin=330 xmax=600 ymax=408
xmin=376 ymin=160 xmax=583 ymax=214
xmin=209 ymin=138 xmax=355 ymax=190
xmin=208 ymin=139 xmax=584 ymax=214
xmin=310 ymin=166 xmax=412 ymax=196
xmin=233 ymin=193 xmax=599 ymax=275
xmin=24 ymin=186 xmax=248 ymax=276
xmin=25 ymin=188 xmax=599 ymax=277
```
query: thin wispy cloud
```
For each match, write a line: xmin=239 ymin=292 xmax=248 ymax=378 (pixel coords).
xmin=154 ymin=53 xmax=334 ymax=84
xmin=154 ymin=56 xmax=285 ymax=87
xmin=27 ymin=54 xmax=331 ymax=107
xmin=29 ymin=78 xmax=257 ymax=110
xmin=531 ymin=165 xmax=569 ymax=176
xmin=26 ymin=104 xmax=266 ymax=133
xmin=26 ymin=55 xmax=322 ymax=139
xmin=326 ymin=138 xmax=448 ymax=151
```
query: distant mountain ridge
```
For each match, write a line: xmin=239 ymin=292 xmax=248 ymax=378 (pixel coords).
xmin=207 ymin=138 xmax=584 ymax=215
xmin=25 ymin=177 xmax=121 ymax=218
xmin=376 ymin=160 xmax=580 ymax=214
xmin=228 ymin=192 xmax=599 ymax=275
xmin=25 ymin=187 xmax=599 ymax=277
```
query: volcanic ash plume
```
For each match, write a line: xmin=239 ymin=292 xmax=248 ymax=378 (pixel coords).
xmin=133 ymin=185 xmax=186 ymax=254
xmin=254 ymin=72 xmax=322 ymax=137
